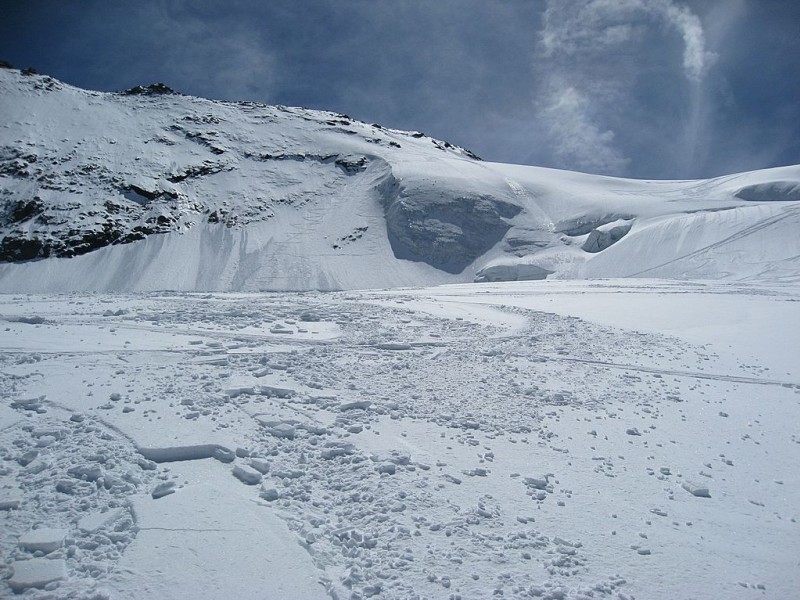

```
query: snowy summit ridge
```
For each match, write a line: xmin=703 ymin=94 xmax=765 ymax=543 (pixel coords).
xmin=1 ymin=67 xmax=799 ymax=291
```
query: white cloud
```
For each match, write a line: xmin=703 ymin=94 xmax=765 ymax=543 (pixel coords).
xmin=541 ymin=0 xmax=714 ymax=81
xmin=140 ymin=3 xmax=277 ymax=102
xmin=541 ymin=0 xmax=646 ymax=57
xmin=651 ymin=0 xmax=716 ymax=81
xmin=540 ymin=83 xmax=631 ymax=174
xmin=536 ymin=0 xmax=716 ymax=175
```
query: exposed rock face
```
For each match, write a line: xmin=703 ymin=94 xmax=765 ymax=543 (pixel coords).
xmin=123 ymin=83 xmax=176 ymax=96
xmin=556 ymin=214 xmax=632 ymax=237
xmin=582 ymin=222 xmax=632 ymax=253
xmin=384 ymin=191 xmax=520 ymax=273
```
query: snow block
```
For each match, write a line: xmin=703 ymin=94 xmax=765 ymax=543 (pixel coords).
xmin=225 ymin=386 xmax=256 ymax=398
xmin=10 ymin=396 xmax=46 ymax=411
xmin=138 ymin=444 xmax=232 ymax=463
xmin=8 ymin=558 xmax=67 ymax=593
xmin=377 ymin=463 xmax=396 ymax=475
xmin=375 ymin=342 xmax=412 ymax=351
xmin=682 ymin=481 xmax=711 ymax=498
xmin=151 ymin=481 xmax=176 ymax=499
xmin=338 ymin=400 xmax=372 ymax=411
xmin=265 ymin=423 xmax=296 ymax=439
xmin=19 ymin=528 xmax=68 ymax=554
xmin=260 ymin=385 xmax=295 ymax=398
xmin=249 ymin=458 xmax=271 ymax=474
xmin=0 ymin=498 xmax=21 ymax=510
xmin=321 ymin=443 xmax=356 ymax=460
xmin=260 ymin=487 xmax=280 ymax=501
xmin=77 ymin=508 xmax=125 ymax=533
xmin=523 ymin=476 xmax=549 ymax=490
xmin=213 ymin=447 xmax=236 ymax=463
xmin=67 ymin=464 xmax=103 ymax=481
xmin=31 ymin=427 xmax=66 ymax=440
xmin=232 ymin=464 xmax=262 ymax=485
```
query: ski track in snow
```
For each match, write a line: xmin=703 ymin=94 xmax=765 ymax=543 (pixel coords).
xmin=1 ymin=281 xmax=799 ymax=599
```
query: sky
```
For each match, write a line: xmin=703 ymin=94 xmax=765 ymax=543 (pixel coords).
xmin=1 ymin=0 xmax=799 ymax=180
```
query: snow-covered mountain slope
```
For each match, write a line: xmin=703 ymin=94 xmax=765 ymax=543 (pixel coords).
xmin=1 ymin=67 xmax=799 ymax=292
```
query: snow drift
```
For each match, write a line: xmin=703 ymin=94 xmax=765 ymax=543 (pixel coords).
xmin=1 ymin=67 xmax=799 ymax=292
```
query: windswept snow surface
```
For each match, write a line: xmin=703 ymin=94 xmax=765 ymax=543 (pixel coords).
xmin=1 ymin=281 xmax=798 ymax=599
xmin=1 ymin=68 xmax=800 ymax=292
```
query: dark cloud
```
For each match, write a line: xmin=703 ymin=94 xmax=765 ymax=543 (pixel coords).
xmin=0 ymin=0 xmax=797 ymax=178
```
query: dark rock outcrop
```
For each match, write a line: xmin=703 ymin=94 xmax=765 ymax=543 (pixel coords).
xmin=384 ymin=189 xmax=520 ymax=274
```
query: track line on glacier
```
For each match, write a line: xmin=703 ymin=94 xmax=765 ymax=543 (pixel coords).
xmin=47 ymin=320 xmax=340 ymax=346
xmin=533 ymin=353 xmax=799 ymax=388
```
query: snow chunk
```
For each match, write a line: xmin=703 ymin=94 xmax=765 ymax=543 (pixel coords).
xmin=248 ymin=458 xmax=271 ymax=474
xmin=77 ymin=508 xmax=125 ymax=533
xmin=523 ymin=476 xmax=549 ymax=490
xmin=152 ymin=481 xmax=176 ymax=499
xmin=260 ymin=385 xmax=295 ymax=398
xmin=371 ymin=451 xmax=411 ymax=465
xmin=17 ymin=450 xmax=38 ymax=466
xmin=375 ymin=342 xmax=412 ymax=351
xmin=10 ymin=396 xmax=46 ymax=411
xmin=138 ymin=444 xmax=232 ymax=463
xmin=31 ymin=427 xmax=65 ymax=440
xmin=339 ymin=400 xmax=372 ymax=411
xmin=682 ymin=481 xmax=711 ymax=498
xmin=0 ymin=498 xmax=22 ymax=510
xmin=19 ymin=528 xmax=68 ymax=553
xmin=8 ymin=558 xmax=67 ymax=592
xmin=67 ymin=464 xmax=103 ymax=481
xmin=321 ymin=443 xmax=356 ymax=460
xmin=232 ymin=464 xmax=262 ymax=485
xmin=225 ymin=386 xmax=256 ymax=398
xmin=213 ymin=447 xmax=235 ymax=463
xmin=264 ymin=423 xmax=296 ymax=439
xmin=260 ymin=487 xmax=280 ymax=501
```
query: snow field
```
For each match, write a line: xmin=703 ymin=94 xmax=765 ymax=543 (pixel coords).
xmin=0 ymin=281 xmax=798 ymax=598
